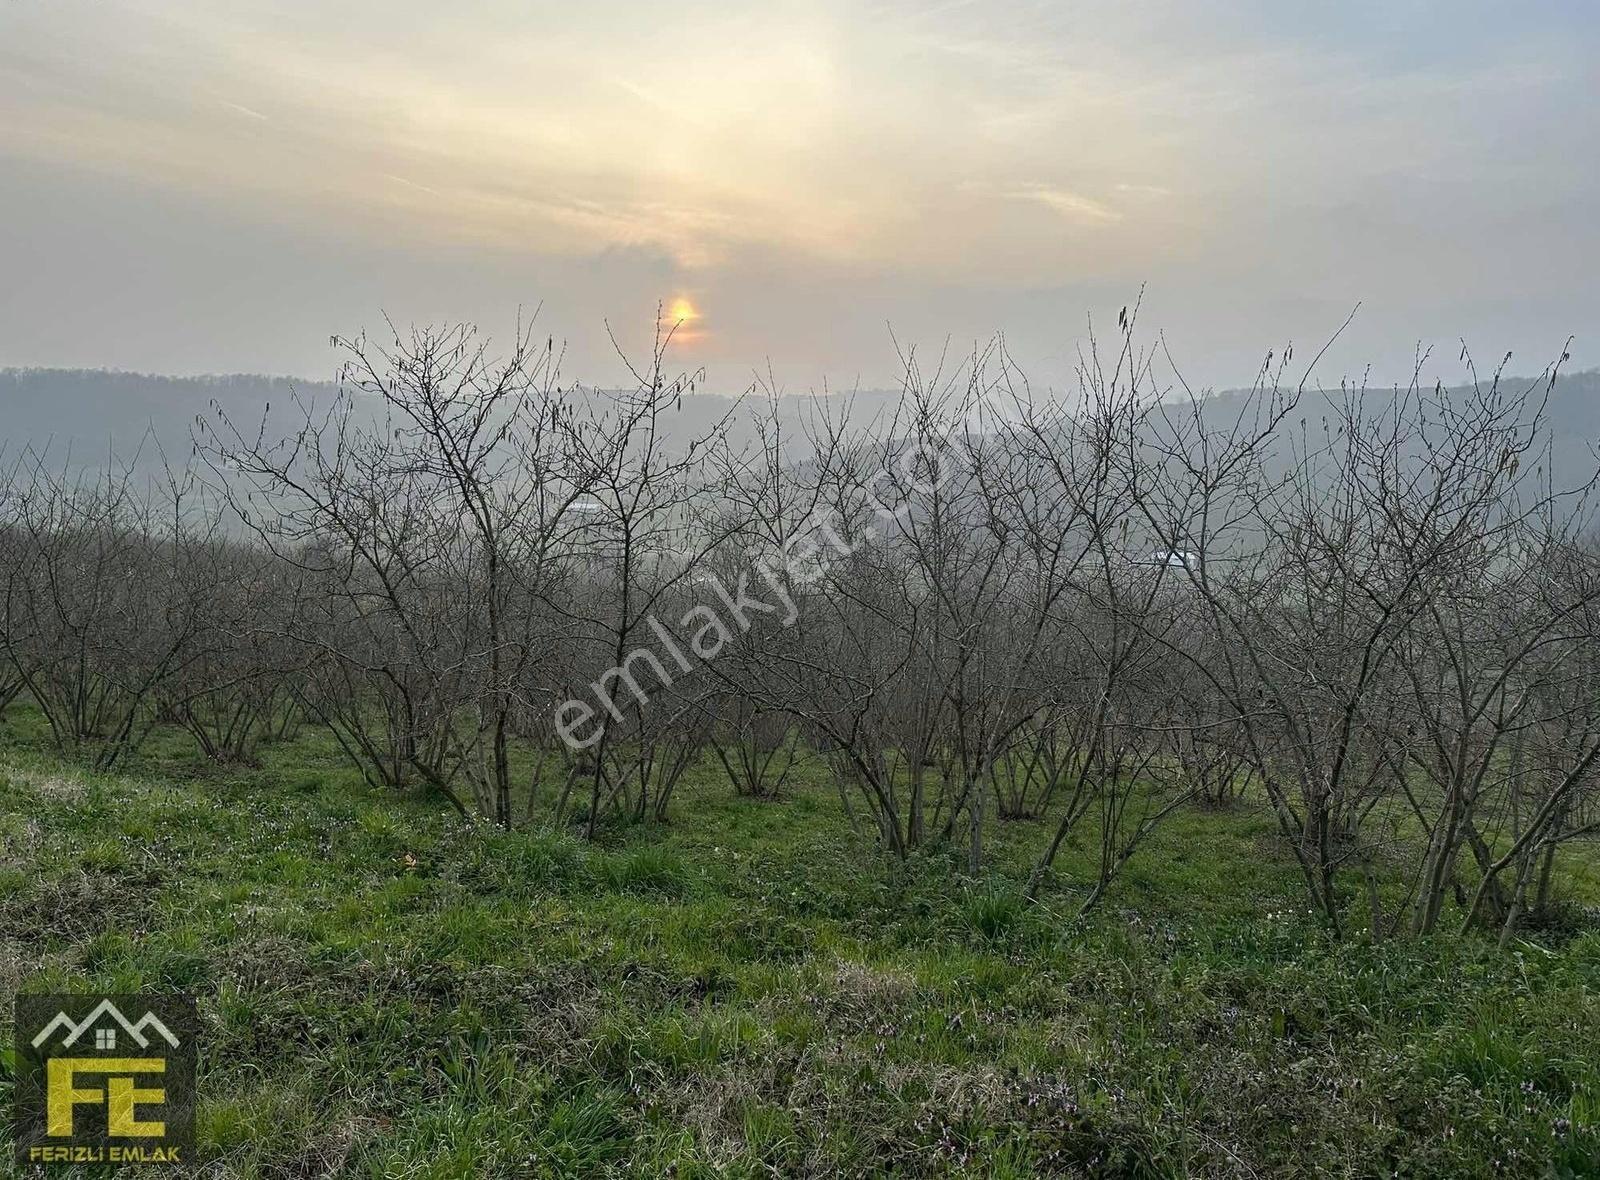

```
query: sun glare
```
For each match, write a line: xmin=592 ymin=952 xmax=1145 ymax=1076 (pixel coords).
xmin=667 ymin=296 xmax=700 ymax=327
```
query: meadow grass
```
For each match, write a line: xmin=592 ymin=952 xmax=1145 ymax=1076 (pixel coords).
xmin=0 ymin=705 xmax=1597 ymax=1177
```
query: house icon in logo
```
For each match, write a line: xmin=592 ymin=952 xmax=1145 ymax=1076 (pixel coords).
xmin=29 ymin=999 xmax=181 ymax=1053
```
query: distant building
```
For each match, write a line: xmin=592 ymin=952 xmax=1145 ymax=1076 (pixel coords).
xmin=1139 ymin=550 xmax=1200 ymax=570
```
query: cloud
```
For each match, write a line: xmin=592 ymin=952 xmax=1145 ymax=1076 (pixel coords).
xmin=218 ymin=99 xmax=269 ymax=122
xmin=0 ymin=0 xmax=1595 ymax=385
xmin=1002 ymin=186 xmax=1123 ymax=225
xmin=1114 ymin=183 xmax=1171 ymax=198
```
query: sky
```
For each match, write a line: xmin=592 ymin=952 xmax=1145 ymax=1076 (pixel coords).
xmin=1 ymin=0 xmax=1596 ymax=393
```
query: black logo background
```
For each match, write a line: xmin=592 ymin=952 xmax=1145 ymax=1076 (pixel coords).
xmin=13 ymin=993 xmax=198 ymax=1165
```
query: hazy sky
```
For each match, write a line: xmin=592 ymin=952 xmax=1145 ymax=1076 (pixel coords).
xmin=2 ymin=1 xmax=1596 ymax=392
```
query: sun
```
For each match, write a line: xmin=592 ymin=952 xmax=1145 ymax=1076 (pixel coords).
xmin=666 ymin=296 xmax=700 ymax=327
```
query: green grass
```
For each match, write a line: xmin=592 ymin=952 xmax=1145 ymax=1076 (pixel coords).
xmin=0 ymin=704 xmax=1597 ymax=1177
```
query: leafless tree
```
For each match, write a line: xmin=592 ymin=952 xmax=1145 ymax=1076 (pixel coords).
xmin=0 ymin=448 xmax=215 ymax=768
xmin=552 ymin=314 xmax=746 ymax=833
xmin=199 ymin=318 xmax=587 ymax=825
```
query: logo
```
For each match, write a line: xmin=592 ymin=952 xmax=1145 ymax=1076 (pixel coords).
xmin=13 ymin=994 xmax=197 ymax=1166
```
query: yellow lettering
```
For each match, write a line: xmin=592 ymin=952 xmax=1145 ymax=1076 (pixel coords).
xmin=44 ymin=1058 xmax=165 ymax=1138
xmin=45 ymin=1059 xmax=102 ymax=1137
xmin=107 ymin=1075 xmax=167 ymax=1137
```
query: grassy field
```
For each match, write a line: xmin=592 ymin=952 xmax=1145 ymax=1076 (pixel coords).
xmin=1 ymin=706 xmax=1598 ymax=1178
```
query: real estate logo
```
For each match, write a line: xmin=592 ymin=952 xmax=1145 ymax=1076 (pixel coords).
xmin=13 ymin=994 xmax=197 ymax=1166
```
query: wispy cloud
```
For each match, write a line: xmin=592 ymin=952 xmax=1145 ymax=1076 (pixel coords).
xmin=382 ymin=173 xmax=441 ymax=198
xmin=1114 ymin=182 xmax=1170 ymax=198
xmin=1002 ymin=186 xmax=1122 ymax=225
xmin=218 ymin=99 xmax=269 ymax=122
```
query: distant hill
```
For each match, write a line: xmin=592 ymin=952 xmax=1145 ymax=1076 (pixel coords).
xmin=0 ymin=369 xmax=336 ymax=469
xmin=1197 ymin=368 xmax=1600 ymax=494
xmin=0 ymin=368 xmax=904 ymax=470
xmin=2 ymin=366 xmax=1597 ymax=489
